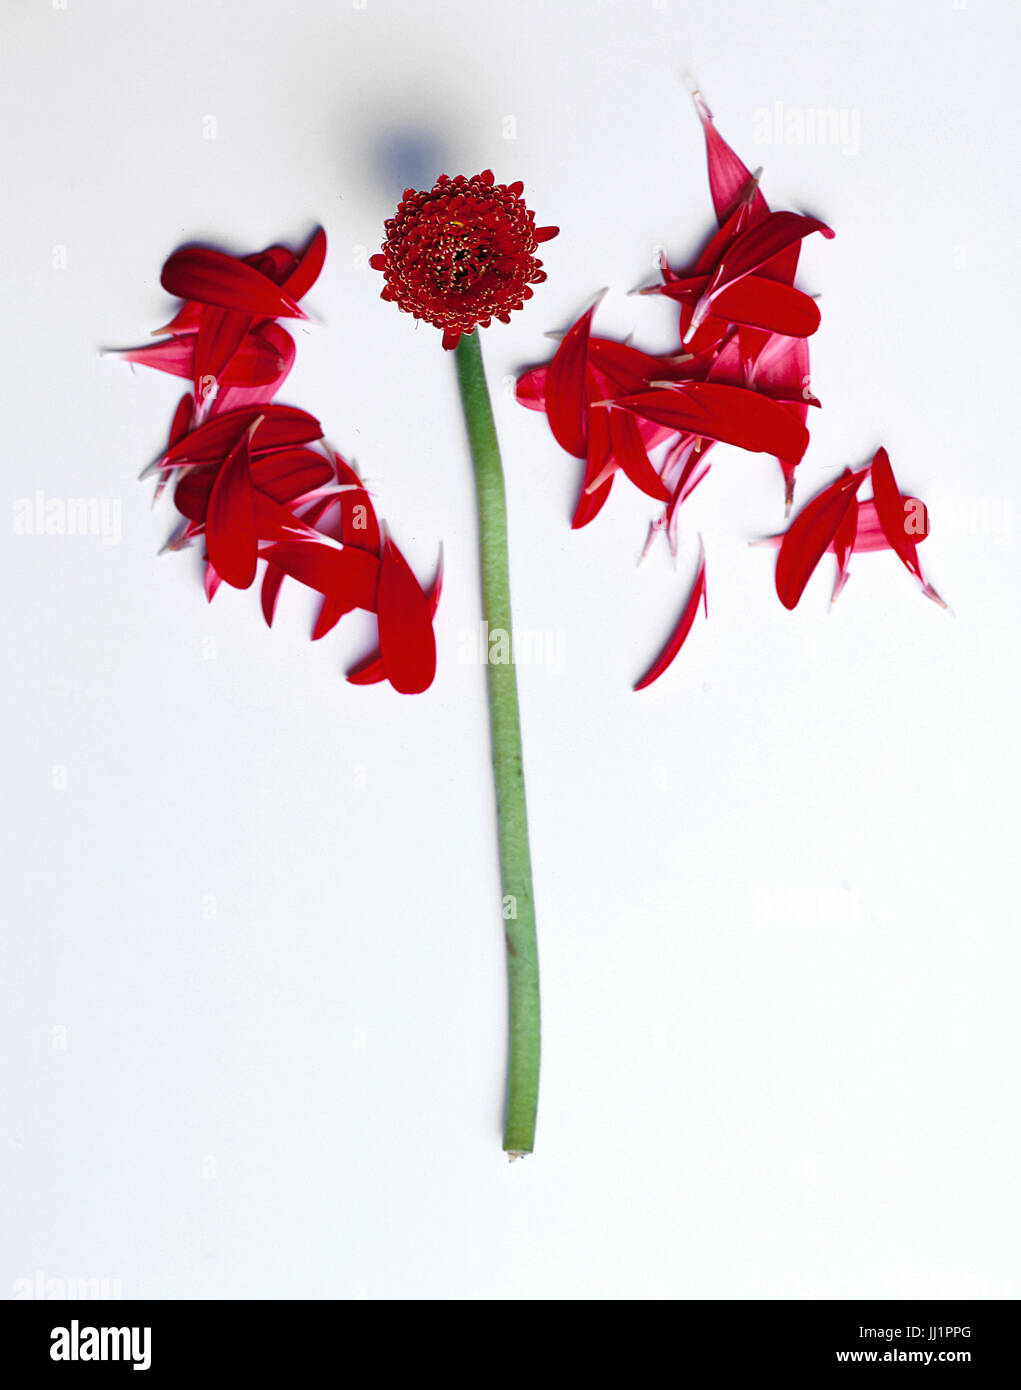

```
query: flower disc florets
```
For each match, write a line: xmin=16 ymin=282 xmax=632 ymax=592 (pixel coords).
xmin=370 ymin=170 xmax=558 ymax=350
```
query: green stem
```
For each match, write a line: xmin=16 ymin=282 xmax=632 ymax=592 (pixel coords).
xmin=453 ymin=329 xmax=540 ymax=1157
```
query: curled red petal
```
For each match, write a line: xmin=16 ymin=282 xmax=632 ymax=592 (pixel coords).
xmin=375 ymin=529 xmax=437 ymax=694
xmin=707 ymin=212 xmax=834 ymax=298
xmin=245 ymin=245 xmax=299 ymax=283
xmin=775 ymin=468 xmax=868 ymax=609
xmin=515 ymin=364 xmax=548 ymax=412
xmin=161 ymin=247 xmax=307 ymax=319
xmin=282 ymin=227 xmax=327 ymax=302
xmin=634 ymin=540 xmax=708 ymax=691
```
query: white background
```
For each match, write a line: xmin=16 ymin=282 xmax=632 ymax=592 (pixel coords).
xmin=2 ymin=0 xmax=1019 ymax=1300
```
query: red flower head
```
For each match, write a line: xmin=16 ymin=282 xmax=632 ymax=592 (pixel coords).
xmin=370 ymin=170 xmax=558 ymax=350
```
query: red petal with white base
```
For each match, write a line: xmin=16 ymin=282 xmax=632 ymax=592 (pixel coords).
xmin=615 ymin=383 xmax=809 ymax=465
xmin=869 ymin=448 xmax=946 ymax=606
xmin=572 ymin=391 xmax=614 ymax=528
xmin=707 ymin=276 xmax=821 ymax=339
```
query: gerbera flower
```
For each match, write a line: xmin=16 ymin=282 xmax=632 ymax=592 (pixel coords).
xmin=370 ymin=170 xmax=558 ymax=350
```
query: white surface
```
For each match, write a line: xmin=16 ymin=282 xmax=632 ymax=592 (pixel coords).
xmin=2 ymin=0 xmax=1019 ymax=1300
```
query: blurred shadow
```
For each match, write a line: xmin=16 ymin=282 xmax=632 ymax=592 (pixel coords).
xmin=370 ymin=126 xmax=449 ymax=198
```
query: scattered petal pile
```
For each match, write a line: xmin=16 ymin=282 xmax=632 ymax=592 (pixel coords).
xmin=118 ymin=233 xmax=440 ymax=693
xmin=517 ymin=95 xmax=942 ymax=688
xmin=773 ymin=448 xmax=944 ymax=611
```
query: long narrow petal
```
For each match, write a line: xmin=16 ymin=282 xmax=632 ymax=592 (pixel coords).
xmin=161 ymin=247 xmax=307 ymax=318
xmin=615 ymin=383 xmax=809 ymax=464
xmin=376 ymin=529 xmax=437 ymax=693
xmin=260 ymin=563 xmax=286 ymax=627
xmin=634 ymin=540 xmax=708 ymax=690
xmin=869 ymin=447 xmax=945 ymax=606
xmin=775 ymin=468 xmax=868 ymax=609
xmin=545 ymin=296 xmax=603 ymax=458
xmin=205 ymin=423 xmax=259 ymax=589
xmin=694 ymin=91 xmax=769 ymax=225
xmin=571 ymin=392 xmax=614 ymax=528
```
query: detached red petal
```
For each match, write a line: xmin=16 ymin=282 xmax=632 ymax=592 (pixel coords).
xmin=775 ymin=469 xmax=868 ymax=609
xmin=375 ymin=530 xmax=437 ymax=694
xmin=545 ymin=298 xmax=602 ymax=458
xmin=634 ymin=541 xmax=707 ymax=690
xmin=205 ymin=423 xmax=259 ymax=589
xmin=870 ymin=447 xmax=946 ymax=606
xmin=161 ymin=247 xmax=308 ymax=319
